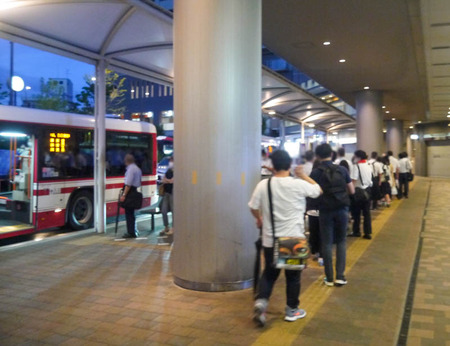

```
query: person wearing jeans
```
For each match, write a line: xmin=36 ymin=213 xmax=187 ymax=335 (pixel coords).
xmin=160 ymin=157 xmax=174 ymax=236
xmin=319 ymin=208 xmax=349 ymax=284
xmin=249 ymin=150 xmax=321 ymax=327
xmin=310 ymin=144 xmax=354 ymax=287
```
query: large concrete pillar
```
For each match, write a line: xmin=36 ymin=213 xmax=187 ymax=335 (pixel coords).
xmin=355 ymin=90 xmax=383 ymax=154
xmin=172 ymin=0 xmax=261 ymax=291
xmin=414 ymin=125 xmax=427 ymax=176
xmin=386 ymin=119 xmax=404 ymax=156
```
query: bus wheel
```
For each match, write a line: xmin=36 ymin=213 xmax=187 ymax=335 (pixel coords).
xmin=68 ymin=190 xmax=93 ymax=230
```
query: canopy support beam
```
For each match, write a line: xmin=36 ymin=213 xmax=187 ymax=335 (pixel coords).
xmin=94 ymin=59 xmax=106 ymax=234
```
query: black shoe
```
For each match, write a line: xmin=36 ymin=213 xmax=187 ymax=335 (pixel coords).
xmin=122 ymin=233 xmax=136 ymax=239
xmin=363 ymin=234 xmax=372 ymax=240
xmin=348 ymin=233 xmax=361 ymax=237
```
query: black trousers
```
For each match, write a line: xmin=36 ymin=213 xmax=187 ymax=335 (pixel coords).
xmin=256 ymin=247 xmax=301 ymax=309
xmin=398 ymin=173 xmax=409 ymax=198
xmin=351 ymin=198 xmax=372 ymax=235
xmin=308 ymin=215 xmax=321 ymax=255
xmin=125 ymin=207 xmax=137 ymax=236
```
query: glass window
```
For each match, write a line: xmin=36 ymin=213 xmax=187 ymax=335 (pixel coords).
xmin=39 ymin=129 xmax=94 ymax=180
xmin=106 ymin=132 xmax=153 ymax=176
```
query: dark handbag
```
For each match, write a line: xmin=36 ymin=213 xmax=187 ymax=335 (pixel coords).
xmin=268 ymin=178 xmax=309 ymax=271
xmin=120 ymin=187 xmax=143 ymax=210
xmin=407 ymin=172 xmax=414 ymax=182
xmin=354 ymin=164 xmax=370 ymax=203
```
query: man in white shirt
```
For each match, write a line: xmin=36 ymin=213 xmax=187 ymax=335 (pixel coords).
xmin=368 ymin=152 xmax=383 ymax=210
xmin=349 ymin=150 xmax=373 ymax=239
xmin=398 ymin=152 xmax=412 ymax=199
xmin=261 ymin=149 xmax=274 ymax=178
xmin=387 ymin=150 xmax=400 ymax=180
xmin=249 ymin=150 xmax=321 ymax=326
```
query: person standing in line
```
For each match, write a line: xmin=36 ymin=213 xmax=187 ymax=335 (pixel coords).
xmin=160 ymin=157 xmax=174 ymax=236
xmin=249 ymin=150 xmax=321 ymax=326
xmin=368 ymin=152 xmax=383 ymax=210
xmin=302 ymin=150 xmax=315 ymax=176
xmin=349 ymin=150 xmax=373 ymax=240
xmin=261 ymin=149 xmax=274 ymax=179
xmin=334 ymin=147 xmax=352 ymax=167
xmin=380 ymin=156 xmax=392 ymax=207
xmin=120 ymin=154 xmax=142 ymax=239
xmin=387 ymin=150 xmax=400 ymax=197
xmin=310 ymin=144 xmax=354 ymax=287
xmin=398 ymin=152 xmax=412 ymax=199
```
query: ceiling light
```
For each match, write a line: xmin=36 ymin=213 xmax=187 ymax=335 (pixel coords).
xmin=364 ymin=86 xmax=370 ymax=90
xmin=339 ymin=59 xmax=346 ymax=63
xmin=409 ymin=126 xmax=414 ymax=129
xmin=383 ymin=130 xmax=387 ymax=133
xmin=308 ymin=123 xmax=315 ymax=128
xmin=418 ymin=121 xmax=422 ymax=123
xmin=268 ymin=110 xmax=276 ymax=115
xmin=382 ymin=106 xmax=386 ymax=109
xmin=447 ymin=115 xmax=450 ymax=118
xmin=332 ymin=132 xmax=338 ymax=135
xmin=323 ymin=41 xmax=331 ymax=46
xmin=386 ymin=111 xmax=390 ymax=114
xmin=392 ymin=118 xmax=396 ymax=120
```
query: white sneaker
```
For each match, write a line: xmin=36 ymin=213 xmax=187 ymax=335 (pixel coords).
xmin=324 ymin=278 xmax=334 ymax=287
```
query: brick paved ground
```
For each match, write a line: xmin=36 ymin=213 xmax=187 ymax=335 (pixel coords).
xmin=0 ymin=178 xmax=448 ymax=345
xmin=407 ymin=179 xmax=450 ymax=346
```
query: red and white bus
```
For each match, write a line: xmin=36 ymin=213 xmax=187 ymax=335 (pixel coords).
xmin=0 ymin=105 xmax=158 ymax=239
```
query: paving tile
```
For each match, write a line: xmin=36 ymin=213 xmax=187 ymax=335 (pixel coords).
xmin=1 ymin=177 xmax=449 ymax=346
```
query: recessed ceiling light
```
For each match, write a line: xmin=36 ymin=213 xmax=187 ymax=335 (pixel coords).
xmin=447 ymin=115 xmax=450 ymax=118
xmin=409 ymin=126 xmax=414 ymax=129
xmin=382 ymin=106 xmax=386 ymax=109
xmin=418 ymin=121 xmax=422 ymax=123
xmin=383 ymin=129 xmax=387 ymax=133
xmin=364 ymin=86 xmax=370 ymax=90
xmin=392 ymin=118 xmax=396 ymax=120
xmin=323 ymin=41 xmax=331 ymax=46
xmin=268 ymin=110 xmax=276 ymax=115
xmin=386 ymin=111 xmax=390 ymax=114
xmin=339 ymin=59 xmax=346 ymax=63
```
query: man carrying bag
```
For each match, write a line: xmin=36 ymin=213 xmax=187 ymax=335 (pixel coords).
xmin=349 ymin=150 xmax=373 ymax=239
xmin=120 ymin=154 xmax=142 ymax=239
xmin=249 ymin=150 xmax=321 ymax=327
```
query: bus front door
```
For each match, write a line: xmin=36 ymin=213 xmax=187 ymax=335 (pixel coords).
xmin=0 ymin=132 xmax=35 ymax=237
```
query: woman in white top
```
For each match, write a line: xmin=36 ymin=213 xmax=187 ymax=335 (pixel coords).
xmin=380 ymin=156 xmax=393 ymax=207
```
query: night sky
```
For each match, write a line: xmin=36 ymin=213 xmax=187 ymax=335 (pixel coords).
xmin=0 ymin=38 xmax=94 ymax=105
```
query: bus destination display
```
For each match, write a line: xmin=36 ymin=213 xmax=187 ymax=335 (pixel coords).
xmin=49 ymin=133 xmax=70 ymax=153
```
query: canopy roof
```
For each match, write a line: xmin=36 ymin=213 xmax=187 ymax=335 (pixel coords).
xmin=0 ymin=0 xmax=174 ymax=85
xmin=0 ymin=0 xmax=355 ymax=131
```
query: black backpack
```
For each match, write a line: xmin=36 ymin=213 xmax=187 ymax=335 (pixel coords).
xmin=317 ymin=163 xmax=350 ymax=210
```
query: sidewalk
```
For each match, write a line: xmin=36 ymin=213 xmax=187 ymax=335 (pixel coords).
xmin=0 ymin=178 xmax=448 ymax=345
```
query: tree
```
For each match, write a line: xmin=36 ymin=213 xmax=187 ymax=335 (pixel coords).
xmin=75 ymin=69 xmax=126 ymax=115
xmin=34 ymin=78 xmax=69 ymax=112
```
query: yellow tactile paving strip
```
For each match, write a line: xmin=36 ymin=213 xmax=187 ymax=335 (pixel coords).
xmin=253 ymin=181 xmax=415 ymax=345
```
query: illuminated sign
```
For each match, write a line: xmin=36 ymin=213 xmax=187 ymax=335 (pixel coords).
xmin=49 ymin=133 xmax=70 ymax=153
